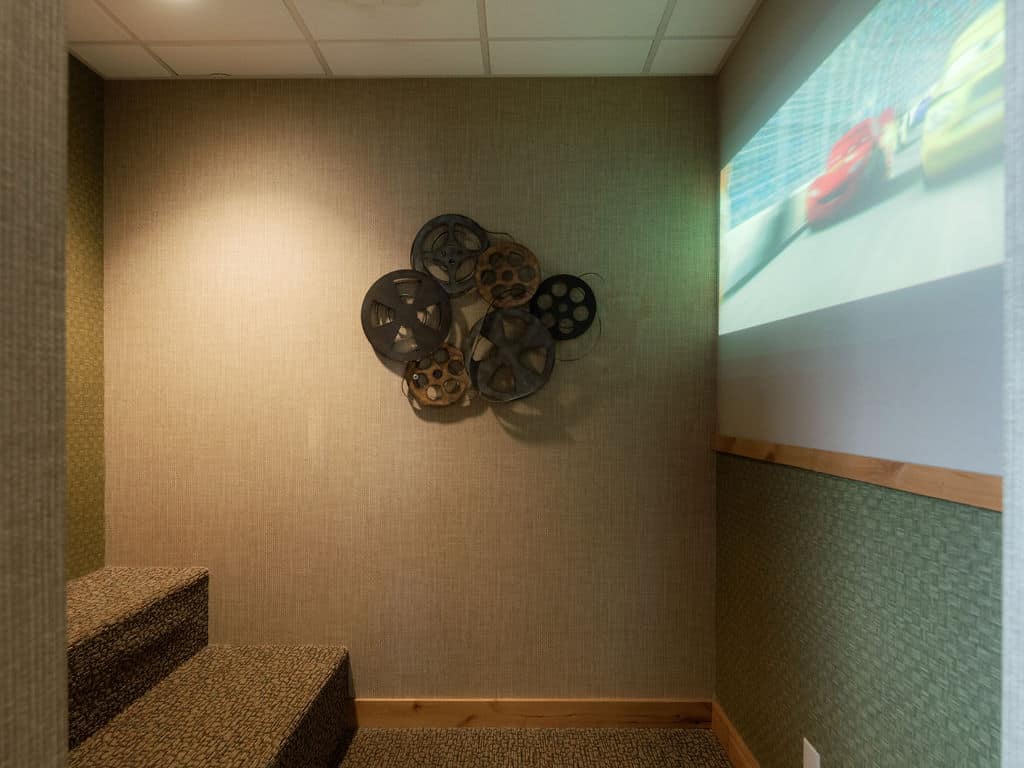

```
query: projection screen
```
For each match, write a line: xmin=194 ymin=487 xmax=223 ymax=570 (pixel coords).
xmin=719 ymin=0 xmax=1005 ymax=475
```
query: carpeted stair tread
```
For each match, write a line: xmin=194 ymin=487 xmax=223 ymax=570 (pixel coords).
xmin=67 ymin=567 xmax=210 ymax=747
xmin=335 ymin=729 xmax=732 ymax=767
xmin=69 ymin=644 xmax=350 ymax=768
xmin=67 ymin=567 xmax=209 ymax=645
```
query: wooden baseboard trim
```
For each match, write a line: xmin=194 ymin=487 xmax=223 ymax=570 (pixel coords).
xmin=711 ymin=702 xmax=760 ymax=768
xmin=345 ymin=699 xmax=712 ymax=729
xmin=714 ymin=434 xmax=1002 ymax=512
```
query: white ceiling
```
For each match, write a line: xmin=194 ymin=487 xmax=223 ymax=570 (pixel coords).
xmin=67 ymin=0 xmax=760 ymax=79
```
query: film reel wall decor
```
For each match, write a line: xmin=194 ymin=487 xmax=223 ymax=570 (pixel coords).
xmin=361 ymin=213 xmax=600 ymax=409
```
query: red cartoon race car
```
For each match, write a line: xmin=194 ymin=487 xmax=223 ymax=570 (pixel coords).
xmin=806 ymin=110 xmax=896 ymax=228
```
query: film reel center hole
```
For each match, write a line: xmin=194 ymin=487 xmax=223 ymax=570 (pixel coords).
xmin=395 ymin=279 xmax=420 ymax=303
xmin=393 ymin=327 xmax=419 ymax=355
xmin=371 ymin=302 xmax=395 ymax=325
xmin=473 ymin=337 xmax=495 ymax=360
xmin=416 ymin=304 xmax=440 ymax=326
xmin=519 ymin=348 xmax=547 ymax=374
xmin=491 ymin=365 xmax=516 ymax=394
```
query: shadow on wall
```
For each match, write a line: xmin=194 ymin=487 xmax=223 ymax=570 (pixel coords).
xmin=370 ymin=273 xmax=604 ymax=443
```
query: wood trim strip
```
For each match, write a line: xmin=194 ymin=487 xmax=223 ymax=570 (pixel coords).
xmin=346 ymin=699 xmax=712 ymax=729
xmin=714 ymin=434 xmax=1003 ymax=512
xmin=711 ymin=702 xmax=760 ymax=768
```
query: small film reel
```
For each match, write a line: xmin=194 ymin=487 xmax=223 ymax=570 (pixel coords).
xmin=361 ymin=270 xmax=452 ymax=363
xmin=529 ymin=274 xmax=597 ymax=341
xmin=405 ymin=345 xmax=472 ymax=407
xmin=410 ymin=214 xmax=490 ymax=297
xmin=474 ymin=242 xmax=542 ymax=308
xmin=467 ymin=308 xmax=555 ymax=403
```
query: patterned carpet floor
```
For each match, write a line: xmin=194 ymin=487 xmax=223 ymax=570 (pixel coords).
xmin=336 ymin=728 xmax=732 ymax=767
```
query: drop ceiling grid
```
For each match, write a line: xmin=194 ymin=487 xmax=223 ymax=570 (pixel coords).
xmin=66 ymin=0 xmax=759 ymax=79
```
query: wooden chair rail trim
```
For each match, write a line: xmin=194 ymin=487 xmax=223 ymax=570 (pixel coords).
xmin=714 ymin=434 xmax=1002 ymax=512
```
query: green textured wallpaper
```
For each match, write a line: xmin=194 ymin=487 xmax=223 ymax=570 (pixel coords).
xmin=65 ymin=56 xmax=104 ymax=580
xmin=716 ymin=455 xmax=1001 ymax=768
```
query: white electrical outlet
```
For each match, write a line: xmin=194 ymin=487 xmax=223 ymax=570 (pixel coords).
xmin=803 ymin=738 xmax=821 ymax=768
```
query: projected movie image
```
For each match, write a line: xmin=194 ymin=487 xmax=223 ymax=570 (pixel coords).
xmin=719 ymin=0 xmax=1005 ymax=335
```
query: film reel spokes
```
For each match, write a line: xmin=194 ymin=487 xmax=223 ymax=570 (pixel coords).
xmin=411 ymin=214 xmax=490 ymax=297
xmin=361 ymin=270 xmax=452 ymax=363
xmin=467 ymin=308 xmax=555 ymax=402
xmin=404 ymin=344 xmax=472 ymax=407
xmin=475 ymin=241 xmax=541 ymax=308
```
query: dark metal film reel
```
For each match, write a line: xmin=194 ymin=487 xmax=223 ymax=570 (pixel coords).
xmin=475 ymin=241 xmax=542 ymax=308
xmin=529 ymin=274 xmax=597 ymax=341
xmin=361 ymin=270 xmax=452 ymax=363
xmin=404 ymin=344 xmax=472 ymax=407
xmin=410 ymin=214 xmax=490 ymax=297
xmin=466 ymin=308 xmax=555 ymax=403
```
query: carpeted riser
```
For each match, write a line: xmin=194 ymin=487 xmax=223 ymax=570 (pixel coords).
xmin=67 ymin=575 xmax=208 ymax=747
xmin=274 ymin=654 xmax=351 ymax=768
xmin=68 ymin=645 xmax=351 ymax=768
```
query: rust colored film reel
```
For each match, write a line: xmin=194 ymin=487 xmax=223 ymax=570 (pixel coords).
xmin=404 ymin=344 xmax=472 ymax=407
xmin=474 ymin=241 xmax=541 ymax=308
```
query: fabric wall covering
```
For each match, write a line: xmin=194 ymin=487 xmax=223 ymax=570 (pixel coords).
xmin=0 ymin=2 xmax=69 ymax=765
xmin=66 ymin=54 xmax=105 ymax=580
xmin=104 ymin=77 xmax=719 ymax=697
xmin=716 ymin=454 xmax=1000 ymax=768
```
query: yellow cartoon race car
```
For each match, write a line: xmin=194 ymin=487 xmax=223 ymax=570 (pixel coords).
xmin=921 ymin=1 xmax=1004 ymax=180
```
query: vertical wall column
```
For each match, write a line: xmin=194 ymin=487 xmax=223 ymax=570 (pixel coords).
xmin=1004 ymin=1 xmax=1024 ymax=763
xmin=0 ymin=2 xmax=69 ymax=766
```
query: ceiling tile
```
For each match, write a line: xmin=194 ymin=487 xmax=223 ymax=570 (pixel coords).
xmin=490 ymin=39 xmax=651 ymax=76
xmin=665 ymin=0 xmax=757 ymax=37
xmin=67 ymin=0 xmax=130 ymax=41
xmin=650 ymin=37 xmax=732 ymax=74
xmin=99 ymin=0 xmax=303 ymax=41
xmin=70 ymin=44 xmax=170 ymax=78
xmin=293 ymin=0 xmax=479 ymax=40
xmin=486 ymin=0 xmax=667 ymax=38
xmin=320 ymin=40 xmax=483 ymax=76
xmin=151 ymin=44 xmax=325 ymax=77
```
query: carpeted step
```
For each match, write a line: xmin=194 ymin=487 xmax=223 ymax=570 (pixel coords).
xmin=68 ymin=644 xmax=350 ymax=768
xmin=66 ymin=567 xmax=209 ymax=747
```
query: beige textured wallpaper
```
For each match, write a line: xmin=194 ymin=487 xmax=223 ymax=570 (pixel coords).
xmin=1 ymin=2 xmax=68 ymax=764
xmin=66 ymin=55 xmax=105 ymax=580
xmin=105 ymin=77 xmax=718 ymax=698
